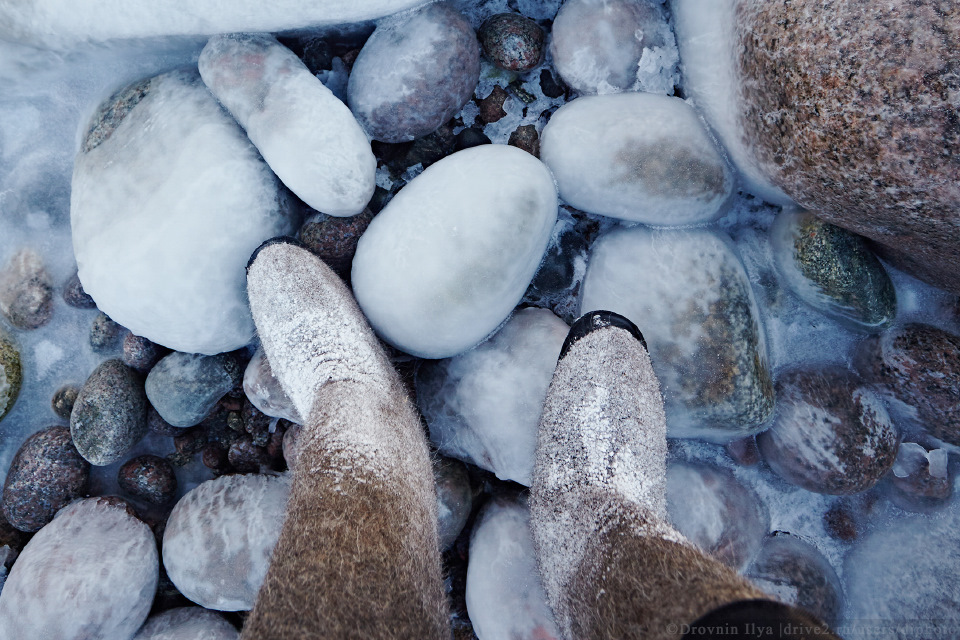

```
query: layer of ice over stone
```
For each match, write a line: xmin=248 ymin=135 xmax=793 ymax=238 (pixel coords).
xmin=71 ymin=69 xmax=299 ymax=355
xmin=199 ymin=34 xmax=375 ymax=217
xmin=0 ymin=0 xmax=433 ymax=48
xmin=670 ymin=0 xmax=793 ymax=206
xmin=352 ymin=144 xmax=558 ymax=359
xmin=163 ymin=473 xmax=291 ymax=611
xmin=417 ymin=307 xmax=568 ymax=485
xmin=581 ymin=226 xmax=773 ymax=441
xmin=243 ymin=346 xmax=301 ymax=425
xmin=466 ymin=497 xmax=561 ymax=640
xmin=133 ymin=607 xmax=238 ymax=640
xmin=0 ymin=498 xmax=158 ymax=639
xmin=540 ymin=93 xmax=733 ymax=225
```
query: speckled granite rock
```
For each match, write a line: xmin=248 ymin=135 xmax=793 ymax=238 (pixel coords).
xmin=0 ymin=331 xmax=21 ymax=423
xmin=676 ymin=0 xmax=960 ymax=292
xmin=71 ymin=359 xmax=149 ymax=465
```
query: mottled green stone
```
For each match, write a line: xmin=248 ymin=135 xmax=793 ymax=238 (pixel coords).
xmin=0 ymin=330 xmax=22 ymax=422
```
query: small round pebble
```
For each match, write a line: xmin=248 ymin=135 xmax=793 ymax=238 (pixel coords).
xmin=123 ymin=333 xmax=164 ymax=372
xmin=297 ymin=209 xmax=376 ymax=278
xmin=71 ymin=359 xmax=149 ymax=466
xmin=479 ymin=13 xmax=545 ymax=72
xmin=133 ymin=606 xmax=239 ymax=640
xmin=202 ymin=443 xmax=230 ymax=474
xmin=886 ymin=442 xmax=951 ymax=512
xmin=145 ymin=352 xmax=243 ymax=428
xmin=0 ymin=248 xmax=53 ymax=330
xmin=51 ymin=384 xmax=79 ymax=419
xmin=118 ymin=455 xmax=178 ymax=505
xmin=434 ymin=456 xmax=472 ymax=551
xmin=757 ymin=366 xmax=900 ymax=495
xmin=62 ymin=270 xmax=97 ymax=308
xmin=0 ymin=330 xmax=22 ymax=422
xmin=479 ymin=85 xmax=509 ymax=124
xmin=227 ymin=436 xmax=268 ymax=473
xmin=507 ymin=123 xmax=540 ymax=157
xmin=454 ymin=127 xmax=491 ymax=151
xmin=2 ymin=426 xmax=90 ymax=532
xmin=90 ymin=312 xmax=125 ymax=352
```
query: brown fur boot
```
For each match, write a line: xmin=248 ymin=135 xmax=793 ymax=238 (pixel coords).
xmin=243 ymin=239 xmax=448 ymax=640
xmin=531 ymin=311 xmax=783 ymax=640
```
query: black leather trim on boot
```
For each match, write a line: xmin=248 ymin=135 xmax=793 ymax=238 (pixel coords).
xmin=246 ymin=236 xmax=307 ymax=272
xmin=560 ymin=310 xmax=647 ymax=360
xmin=682 ymin=599 xmax=841 ymax=640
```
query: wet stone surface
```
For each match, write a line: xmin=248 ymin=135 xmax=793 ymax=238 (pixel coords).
xmin=479 ymin=13 xmax=545 ymax=72
xmin=118 ymin=454 xmax=178 ymax=505
xmin=62 ymin=271 xmax=97 ymax=309
xmin=71 ymin=359 xmax=149 ymax=466
xmin=0 ymin=249 xmax=53 ymax=330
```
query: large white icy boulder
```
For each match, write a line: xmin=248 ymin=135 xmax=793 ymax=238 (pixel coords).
xmin=163 ymin=473 xmax=291 ymax=611
xmin=466 ymin=497 xmax=561 ymax=640
xmin=71 ymin=69 xmax=299 ymax=355
xmin=0 ymin=498 xmax=158 ymax=640
xmin=417 ymin=307 xmax=568 ymax=486
xmin=580 ymin=226 xmax=774 ymax=441
xmin=0 ymin=0 xmax=433 ymax=48
xmin=352 ymin=144 xmax=558 ymax=359
xmin=199 ymin=34 xmax=375 ymax=217
xmin=540 ymin=93 xmax=733 ymax=225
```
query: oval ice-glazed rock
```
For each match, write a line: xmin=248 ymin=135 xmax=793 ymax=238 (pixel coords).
xmin=163 ymin=473 xmax=291 ymax=611
xmin=757 ymin=366 xmax=899 ymax=495
xmin=541 ymin=93 xmax=733 ymax=225
xmin=417 ymin=307 xmax=568 ymax=485
xmin=199 ymin=34 xmax=375 ymax=217
xmin=145 ymin=351 xmax=242 ymax=428
xmin=466 ymin=497 xmax=561 ymax=640
xmin=771 ymin=209 xmax=896 ymax=331
xmin=0 ymin=329 xmax=21 ymax=423
xmin=551 ymin=0 xmax=672 ymax=94
xmin=133 ymin=607 xmax=238 ymax=640
xmin=580 ymin=226 xmax=774 ymax=441
xmin=352 ymin=145 xmax=558 ymax=359
xmin=348 ymin=2 xmax=480 ymax=143
xmin=71 ymin=359 xmax=149 ymax=466
xmin=0 ymin=497 xmax=158 ymax=639
xmin=666 ymin=460 xmax=769 ymax=571
xmin=71 ymin=69 xmax=299 ymax=355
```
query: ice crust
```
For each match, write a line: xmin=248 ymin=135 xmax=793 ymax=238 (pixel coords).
xmin=0 ymin=498 xmax=158 ymax=640
xmin=162 ymin=473 xmax=291 ymax=611
xmin=71 ymin=69 xmax=299 ymax=355
xmin=417 ymin=307 xmax=568 ymax=485
xmin=0 ymin=0 xmax=433 ymax=48
xmin=351 ymin=144 xmax=558 ymax=359
xmin=199 ymin=34 xmax=375 ymax=217
xmin=133 ymin=607 xmax=238 ymax=640
xmin=670 ymin=0 xmax=793 ymax=205
xmin=243 ymin=345 xmax=302 ymax=424
xmin=540 ymin=93 xmax=733 ymax=225
xmin=466 ymin=497 xmax=561 ymax=640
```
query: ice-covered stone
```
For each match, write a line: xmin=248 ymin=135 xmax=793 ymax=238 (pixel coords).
xmin=478 ymin=13 xmax=545 ymax=73
xmin=71 ymin=359 xmax=148 ymax=466
xmin=352 ymin=145 xmax=558 ymax=359
xmin=886 ymin=442 xmax=951 ymax=513
xmin=466 ymin=497 xmax=561 ymax=640
xmin=243 ymin=346 xmax=301 ymax=425
xmin=0 ymin=497 xmax=158 ymax=639
xmin=666 ymin=460 xmax=769 ymax=571
xmin=540 ymin=93 xmax=733 ymax=225
xmin=746 ymin=532 xmax=843 ymax=627
xmin=0 ymin=248 xmax=53 ymax=330
xmin=145 ymin=352 xmax=242 ymax=428
xmin=580 ymin=227 xmax=773 ymax=441
xmin=71 ymin=69 xmax=299 ymax=356
xmin=0 ymin=0 xmax=433 ymax=48
xmin=133 ymin=607 xmax=238 ymax=640
xmin=771 ymin=209 xmax=896 ymax=331
xmin=417 ymin=307 xmax=568 ymax=485
xmin=551 ymin=0 xmax=673 ymax=94
xmin=163 ymin=473 xmax=290 ymax=611
xmin=199 ymin=35 xmax=375 ymax=217
xmin=348 ymin=2 xmax=480 ymax=142
xmin=0 ymin=330 xmax=21 ymax=423
xmin=757 ymin=367 xmax=899 ymax=495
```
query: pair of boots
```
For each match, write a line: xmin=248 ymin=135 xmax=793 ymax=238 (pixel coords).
xmin=242 ymin=240 xmax=837 ymax=640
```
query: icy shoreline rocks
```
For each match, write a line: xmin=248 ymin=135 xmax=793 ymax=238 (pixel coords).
xmin=0 ymin=331 xmax=21 ymax=423
xmin=71 ymin=69 xmax=299 ymax=355
xmin=0 ymin=249 xmax=53 ymax=330
xmin=348 ymin=2 xmax=480 ymax=143
xmin=580 ymin=227 xmax=773 ymax=441
xmin=0 ymin=498 xmax=158 ymax=639
xmin=540 ymin=93 xmax=733 ymax=225
xmin=418 ymin=307 xmax=568 ymax=485
xmin=352 ymin=144 xmax=558 ymax=359
xmin=71 ymin=359 xmax=148 ymax=466
xmin=199 ymin=34 xmax=376 ymax=217
xmin=145 ymin=352 xmax=242 ymax=428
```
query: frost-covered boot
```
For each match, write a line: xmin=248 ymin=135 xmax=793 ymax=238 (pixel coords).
xmin=243 ymin=239 xmax=448 ymax=640
xmin=531 ymin=311 xmax=838 ymax=640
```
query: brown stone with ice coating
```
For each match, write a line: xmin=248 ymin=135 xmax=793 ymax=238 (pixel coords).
xmin=735 ymin=0 xmax=960 ymax=292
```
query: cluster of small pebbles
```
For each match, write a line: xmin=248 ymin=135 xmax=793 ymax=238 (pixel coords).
xmin=1 ymin=0 xmax=960 ymax=638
